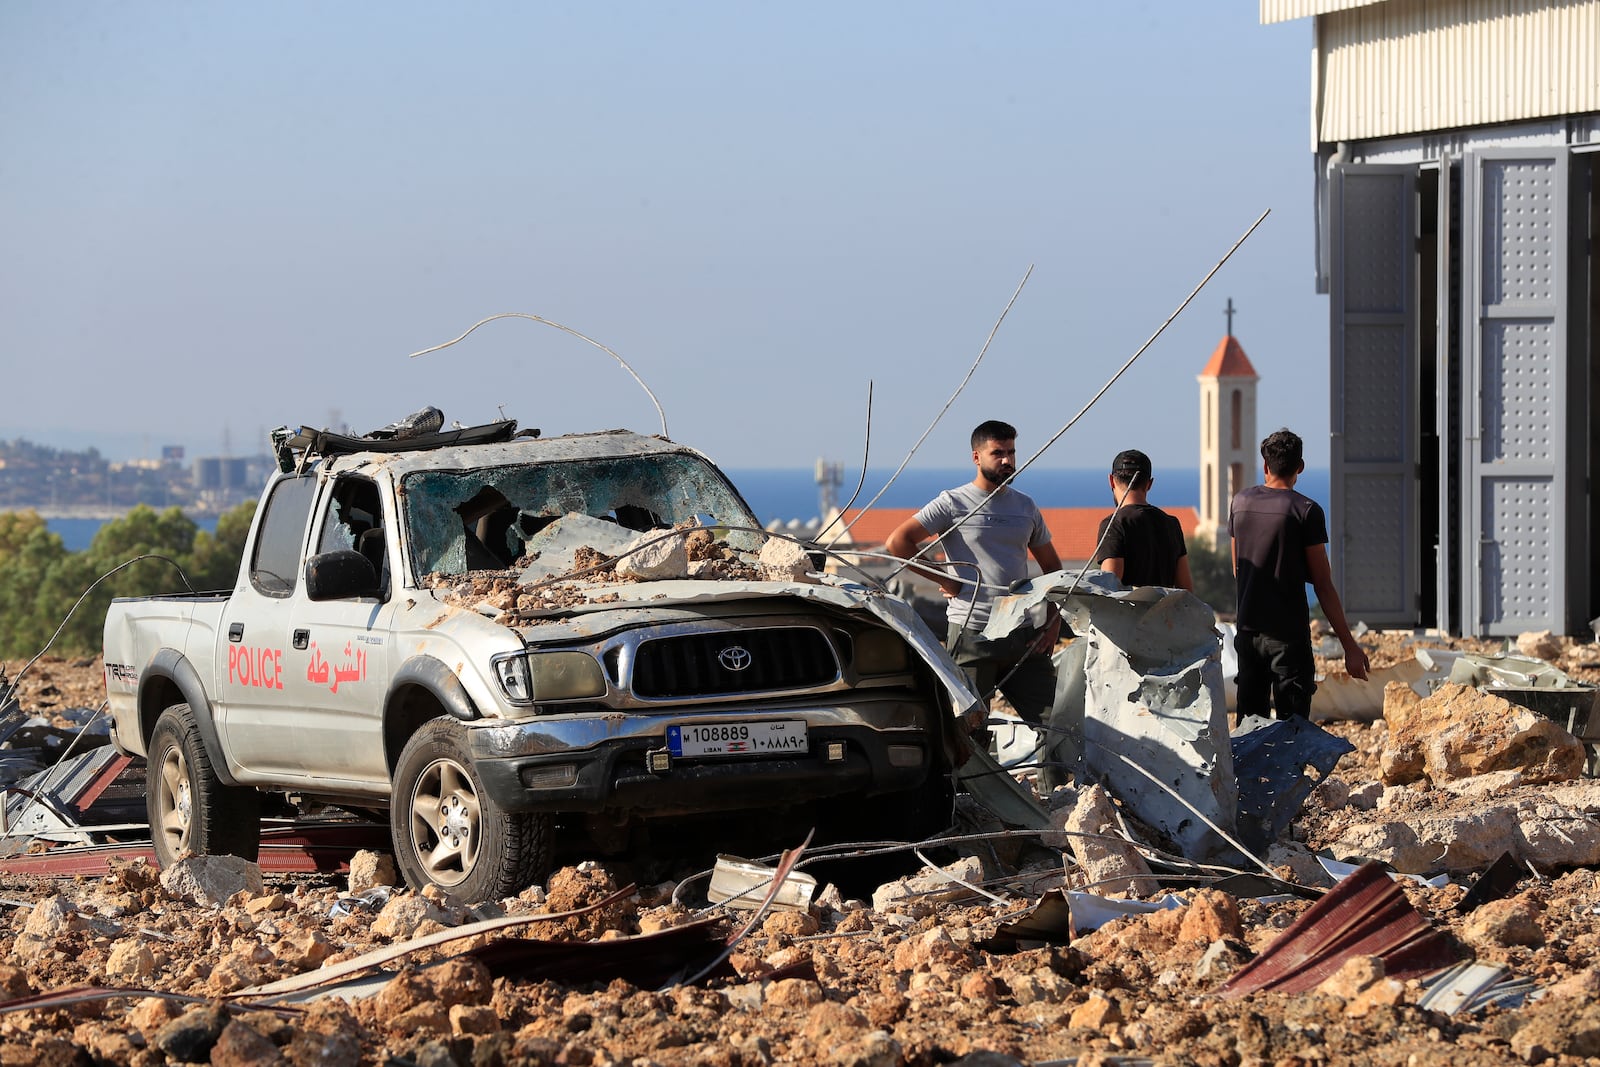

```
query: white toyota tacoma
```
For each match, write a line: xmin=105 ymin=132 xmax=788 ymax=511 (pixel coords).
xmin=103 ymin=416 xmax=974 ymax=901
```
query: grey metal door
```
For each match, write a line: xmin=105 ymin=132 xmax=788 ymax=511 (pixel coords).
xmin=1460 ymin=148 xmax=1568 ymax=636
xmin=1329 ymin=164 xmax=1420 ymax=627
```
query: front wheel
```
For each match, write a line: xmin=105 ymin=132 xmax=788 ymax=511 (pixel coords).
xmin=147 ymin=703 xmax=261 ymax=867
xmin=390 ymin=718 xmax=551 ymax=902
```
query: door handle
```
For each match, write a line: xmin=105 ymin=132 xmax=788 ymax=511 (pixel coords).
xmin=293 ymin=629 xmax=310 ymax=651
xmin=228 ymin=623 xmax=244 ymax=643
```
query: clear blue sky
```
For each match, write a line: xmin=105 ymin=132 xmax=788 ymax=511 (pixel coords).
xmin=0 ymin=2 xmax=1324 ymax=477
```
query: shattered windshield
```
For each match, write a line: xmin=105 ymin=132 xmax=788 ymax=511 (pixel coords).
xmin=402 ymin=451 xmax=761 ymax=577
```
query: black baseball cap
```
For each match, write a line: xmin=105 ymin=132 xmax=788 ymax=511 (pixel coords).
xmin=1111 ymin=449 xmax=1152 ymax=484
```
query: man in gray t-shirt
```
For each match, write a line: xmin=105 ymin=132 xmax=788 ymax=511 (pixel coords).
xmin=886 ymin=421 xmax=1062 ymax=733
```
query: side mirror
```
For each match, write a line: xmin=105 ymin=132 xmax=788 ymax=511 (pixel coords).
xmin=305 ymin=549 xmax=382 ymax=601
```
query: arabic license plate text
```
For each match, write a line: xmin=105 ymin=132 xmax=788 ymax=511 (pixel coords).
xmin=667 ymin=720 xmax=807 ymax=758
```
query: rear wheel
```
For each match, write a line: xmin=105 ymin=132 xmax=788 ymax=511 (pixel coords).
xmin=390 ymin=718 xmax=551 ymax=902
xmin=147 ymin=703 xmax=261 ymax=866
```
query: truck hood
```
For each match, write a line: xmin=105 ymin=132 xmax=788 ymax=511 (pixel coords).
xmin=439 ymin=573 xmax=981 ymax=718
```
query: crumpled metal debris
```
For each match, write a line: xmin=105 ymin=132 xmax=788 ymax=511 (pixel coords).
xmin=1230 ymin=715 xmax=1354 ymax=855
xmin=986 ymin=572 xmax=1237 ymax=860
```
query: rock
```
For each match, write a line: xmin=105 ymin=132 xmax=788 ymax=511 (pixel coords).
xmin=1383 ymin=683 xmax=1585 ymax=786
xmin=1316 ymin=955 xmax=1385 ymax=999
xmin=12 ymin=895 xmax=86 ymax=960
xmin=1314 ymin=776 xmax=1350 ymax=809
xmin=1005 ymin=968 xmax=1072 ymax=1006
xmin=1516 ymin=630 xmax=1564 ymax=661
xmin=765 ymin=978 xmax=825 ymax=1009
xmin=1265 ymin=841 xmax=1332 ymax=887
xmin=892 ymin=927 xmax=966 ymax=971
xmin=0 ymin=965 xmax=31 ymax=1000
xmin=1062 ymin=785 xmax=1158 ymax=898
xmin=1069 ymin=995 xmax=1123 ymax=1030
xmin=449 ymin=1003 xmax=501 ymax=1036
xmin=871 ymin=856 xmax=986 ymax=911
xmin=616 ymin=530 xmax=690 ymax=580
xmin=1193 ymin=939 xmax=1249 ymax=982
xmin=1379 ymin=681 xmax=1427 ymax=783
xmin=159 ymin=856 xmax=264 ymax=908
xmin=1178 ymin=889 xmax=1242 ymax=943
xmin=835 ymin=1029 xmax=901 ymax=1067
xmin=208 ymin=951 xmax=266 ymax=994
xmin=210 ymin=1020 xmax=287 ymax=1067
xmin=758 ymin=537 xmax=817 ymax=584
xmin=1346 ymin=780 xmax=1383 ymax=810
xmin=153 ymin=1003 xmax=230 ymax=1062
xmin=1510 ymin=1000 xmax=1600 ymax=1061
xmin=103 ymin=938 xmax=157 ymax=981
xmin=1332 ymin=794 xmax=1600 ymax=872
xmin=372 ymin=894 xmax=452 ymax=939
xmin=347 ymin=851 xmax=398 ymax=894
xmin=127 ymin=997 xmax=183 ymax=1036
xmin=244 ymin=893 xmax=286 ymax=917
xmin=1346 ymin=978 xmax=1406 ymax=1017
xmin=1463 ymin=897 xmax=1545 ymax=948
xmin=804 ymin=1001 xmax=870 ymax=1042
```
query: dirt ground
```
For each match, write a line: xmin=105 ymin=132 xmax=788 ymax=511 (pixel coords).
xmin=1 ymin=639 xmax=1600 ymax=1066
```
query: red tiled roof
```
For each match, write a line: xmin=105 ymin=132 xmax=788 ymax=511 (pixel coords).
xmin=835 ymin=505 xmax=1200 ymax=562
xmin=1200 ymin=335 xmax=1259 ymax=379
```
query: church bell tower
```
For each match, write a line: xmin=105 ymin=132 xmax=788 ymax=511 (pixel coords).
xmin=1196 ymin=299 xmax=1260 ymax=549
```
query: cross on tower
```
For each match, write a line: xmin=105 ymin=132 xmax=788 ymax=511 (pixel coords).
xmin=1225 ymin=298 xmax=1236 ymax=338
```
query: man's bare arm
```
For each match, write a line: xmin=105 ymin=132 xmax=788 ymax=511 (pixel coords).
xmin=1099 ymin=557 xmax=1125 ymax=580
xmin=1304 ymin=544 xmax=1371 ymax=681
xmin=1031 ymin=542 xmax=1062 ymax=575
xmin=1174 ymin=554 xmax=1194 ymax=592
xmin=885 ymin=517 xmax=961 ymax=598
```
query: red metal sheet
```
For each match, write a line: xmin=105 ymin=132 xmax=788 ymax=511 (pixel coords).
xmin=1220 ymin=861 xmax=1459 ymax=998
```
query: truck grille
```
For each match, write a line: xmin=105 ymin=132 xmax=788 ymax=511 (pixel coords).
xmin=632 ymin=627 xmax=838 ymax=698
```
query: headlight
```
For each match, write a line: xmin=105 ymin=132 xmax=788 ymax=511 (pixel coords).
xmin=494 ymin=654 xmax=533 ymax=702
xmin=493 ymin=651 xmax=606 ymax=703
xmin=854 ymin=629 xmax=909 ymax=675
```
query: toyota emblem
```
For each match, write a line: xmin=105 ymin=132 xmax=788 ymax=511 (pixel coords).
xmin=717 ymin=645 xmax=753 ymax=671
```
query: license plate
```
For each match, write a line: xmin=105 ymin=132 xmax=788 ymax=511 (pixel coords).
xmin=666 ymin=720 xmax=807 ymax=758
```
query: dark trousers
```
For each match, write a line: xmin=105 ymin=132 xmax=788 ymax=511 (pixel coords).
xmin=1234 ymin=629 xmax=1316 ymax=720
xmin=947 ymin=624 xmax=1056 ymax=728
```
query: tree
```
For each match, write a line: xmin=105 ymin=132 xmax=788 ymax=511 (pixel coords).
xmin=1186 ymin=536 xmax=1234 ymax=619
xmin=185 ymin=501 xmax=257 ymax=591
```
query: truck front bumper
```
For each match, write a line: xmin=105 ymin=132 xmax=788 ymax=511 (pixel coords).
xmin=468 ymin=697 xmax=939 ymax=815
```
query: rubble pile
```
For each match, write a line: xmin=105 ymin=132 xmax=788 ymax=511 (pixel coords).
xmin=425 ymin=524 xmax=795 ymax=622
xmin=0 ymin=633 xmax=1598 ymax=1064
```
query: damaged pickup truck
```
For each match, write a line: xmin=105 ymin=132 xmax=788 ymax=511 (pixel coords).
xmin=103 ymin=417 xmax=971 ymax=900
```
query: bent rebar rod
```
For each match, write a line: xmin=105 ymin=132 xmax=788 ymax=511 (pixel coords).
xmin=889 ymin=208 xmax=1271 ymax=584
xmin=409 ymin=313 xmax=669 ymax=440
xmin=839 ymin=264 xmax=1035 ymax=540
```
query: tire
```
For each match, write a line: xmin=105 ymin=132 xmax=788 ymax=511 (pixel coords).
xmin=147 ymin=702 xmax=261 ymax=866
xmin=390 ymin=718 xmax=551 ymax=903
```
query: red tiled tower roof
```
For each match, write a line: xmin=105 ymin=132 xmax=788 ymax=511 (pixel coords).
xmin=1200 ymin=335 xmax=1259 ymax=379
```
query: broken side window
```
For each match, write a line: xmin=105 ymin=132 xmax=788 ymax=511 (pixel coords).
xmin=401 ymin=452 xmax=760 ymax=577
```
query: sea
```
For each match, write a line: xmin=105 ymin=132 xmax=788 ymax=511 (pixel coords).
xmin=43 ymin=467 xmax=1332 ymax=551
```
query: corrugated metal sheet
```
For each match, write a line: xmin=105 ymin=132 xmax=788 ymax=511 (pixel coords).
xmin=1317 ymin=0 xmax=1600 ymax=142
xmin=1261 ymin=0 xmax=1385 ymax=26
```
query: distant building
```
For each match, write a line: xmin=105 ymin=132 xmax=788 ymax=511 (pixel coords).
xmin=1266 ymin=0 xmax=1600 ymax=636
xmin=1195 ymin=302 xmax=1259 ymax=549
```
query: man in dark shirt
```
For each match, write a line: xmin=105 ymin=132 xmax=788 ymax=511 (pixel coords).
xmin=1096 ymin=449 xmax=1192 ymax=590
xmin=1230 ymin=429 xmax=1370 ymax=719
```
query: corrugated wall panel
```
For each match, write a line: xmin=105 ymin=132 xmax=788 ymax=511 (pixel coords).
xmin=1318 ymin=0 xmax=1600 ymax=142
xmin=1261 ymin=0 xmax=1385 ymax=25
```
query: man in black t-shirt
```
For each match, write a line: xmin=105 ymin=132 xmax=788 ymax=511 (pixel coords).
xmin=1096 ymin=449 xmax=1192 ymax=590
xmin=1229 ymin=429 xmax=1370 ymax=719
